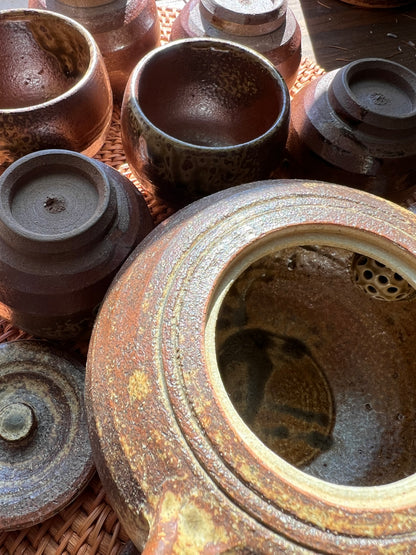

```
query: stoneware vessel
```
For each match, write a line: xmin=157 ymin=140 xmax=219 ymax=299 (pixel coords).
xmin=0 ymin=149 xmax=153 ymax=340
xmin=0 ymin=340 xmax=94 ymax=531
xmin=286 ymin=58 xmax=416 ymax=201
xmin=87 ymin=179 xmax=416 ymax=552
xmin=28 ymin=0 xmax=161 ymax=102
xmin=121 ymin=37 xmax=290 ymax=208
xmin=171 ymin=0 xmax=302 ymax=90
xmin=0 ymin=9 xmax=113 ymax=171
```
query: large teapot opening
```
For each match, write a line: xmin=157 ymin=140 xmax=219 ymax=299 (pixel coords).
xmin=216 ymin=244 xmax=416 ymax=487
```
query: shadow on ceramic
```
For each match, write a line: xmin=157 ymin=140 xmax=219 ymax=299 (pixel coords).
xmin=171 ymin=0 xmax=302 ymax=90
xmin=0 ymin=9 xmax=113 ymax=171
xmin=121 ymin=37 xmax=290 ymax=209
xmin=0 ymin=149 xmax=153 ymax=340
xmin=87 ymin=179 xmax=416 ymax=552
xmin=286 ymin=58 xmax=416 ymax=201
xmin=28 ymin=0 xmax=161 ymax=103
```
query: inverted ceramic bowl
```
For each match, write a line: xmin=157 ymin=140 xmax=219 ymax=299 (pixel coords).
xmin=287 ymin=58 xmax=416 ymax=201
xmin=0 ymin=149 xmax=153 ymax=340
xmin=121 ymin=37 xmax=290 ymax=208
xmin=0 ymin=9 xmax=113 ymax=170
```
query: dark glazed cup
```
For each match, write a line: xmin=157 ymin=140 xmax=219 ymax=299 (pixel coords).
xmin=170 ymin=0 xmax=302 ymax=90
xmin=28 ymin=0 xmax=161 ymax=102
xmin=121 ymin=38 xmax=290 ymax=208
xmin=0 ymin=9 xmax=113 ymax=171
xmin=286 ymin=58 xmax=416 ymax=201
xmin=0 ymin=149 xmax=153 ymax=340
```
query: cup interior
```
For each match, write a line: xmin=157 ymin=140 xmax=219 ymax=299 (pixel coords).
xmin=137 ymin=40 xmax=286 ymax=147
xmin=0 ymin=12 xmax=91 ymax=109
xmin=216 ymin=243 xmax=416 ymax=487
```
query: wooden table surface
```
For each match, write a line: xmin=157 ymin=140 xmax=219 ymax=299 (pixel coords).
xmin=2 ymin=0 xmax=416 ymax=74
xmin=291 ymin=0 xmax=416 ymax=73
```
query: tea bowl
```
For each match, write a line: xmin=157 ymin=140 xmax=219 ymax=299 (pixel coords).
xmin=286 ymin=58 xmax=416 ymax=201
xmin=28 ymin=0 xmax=161 ymax=102
xmin=0 ymin=9 xmax=113 ymax=171
xmin=0 ymin=149 xmax=153 ymax=340
xmin=121 ymin=37 xmax=290 ymax=208
xmin=170 ymin=0 xmax=302 ymax=90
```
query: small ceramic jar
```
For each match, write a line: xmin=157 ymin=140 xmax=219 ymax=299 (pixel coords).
xmin=0 ymin=9 xmax=113 ymax=170
xmin=170 ymin=0 xmax=301 ymax=90
xmin=286 ymin=58 xmax=416 ymax=201
xmin=0 ymin=149 xmax=153 ymax=340
xmin=29 ymin=0 xmax=161 ymax=102
xmin=87 ymin=179 xmax=416 ymax=552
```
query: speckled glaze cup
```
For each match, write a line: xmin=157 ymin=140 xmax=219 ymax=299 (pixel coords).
xmin=170 ymin=0 xmax=302 ymax=90
xmin=121 ymin=38 xmax=290 ymax=208
xmin=0 ymin=9 xmax=113 ymax=171
xmin=28 ymin=0 xmax=161 ymax=102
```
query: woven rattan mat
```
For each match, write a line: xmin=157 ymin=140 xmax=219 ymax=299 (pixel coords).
xmin=0 ymin=6 xmax=325 ymax=555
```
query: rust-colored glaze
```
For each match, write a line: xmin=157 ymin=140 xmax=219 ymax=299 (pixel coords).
xmin=87 ymin=180 xmax=416 ymax=552
xmin=28 ymin=0 xmax=161 ymax=102
xmin=286 ymin=58 xmax=416 ymax=201
xmin=121 ymin=38 xmax=290 ymax=208
xmin=0 ymin=9 xmax=112 ymax=170
xmin=0 ymin=149 xmax=153 ymax=340
xmin=0 ymin=340 xmax=94 ymax=531
xmin=171 ymin=0 xmax=302 ymax=90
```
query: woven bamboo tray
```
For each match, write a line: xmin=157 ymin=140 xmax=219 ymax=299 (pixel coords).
xmin=0 ymin=6 xmax=325 ymax=554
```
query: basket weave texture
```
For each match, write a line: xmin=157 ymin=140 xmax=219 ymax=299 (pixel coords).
xmin=0 ymin=6 xmax=324 ymax=554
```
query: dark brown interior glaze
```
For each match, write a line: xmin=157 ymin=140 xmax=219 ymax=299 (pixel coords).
xmin=216 ymin=245 xmax=416 ymax=486
xmin=0 ymin=16 xmax=90 ymax=109
xmin=138 ymin=42 xmax=284 ymax=146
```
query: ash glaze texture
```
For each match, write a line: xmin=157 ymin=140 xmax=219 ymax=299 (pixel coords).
xmin=0 ymin=340 xmax=94 ymax=531
xmin=0 ymin=9 xmax=112 ymax=170
xmin=121 ymin=38 xmax=290 ymax=208
xmin=87 ymin=179 xmax=416 ymax=553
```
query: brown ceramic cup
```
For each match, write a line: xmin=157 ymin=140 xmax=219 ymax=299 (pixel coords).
xmin=0 ymin=149 xmax=153 ymax=340
xmin=121 ymin=38 xmax=290 ymax=208
xmin=28 ymin=0 xmax=161 ymax=102
xmin=286 ymin=58 xmax=416 ymax=201
xmin=170 ymin=0 xmax=302 ymax=90
xmin=0 ymin=9 xmax=113 ymax=171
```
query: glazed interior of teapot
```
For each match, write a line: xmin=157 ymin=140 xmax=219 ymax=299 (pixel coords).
xmin=216 ymin=244 xmax=416 ymax=487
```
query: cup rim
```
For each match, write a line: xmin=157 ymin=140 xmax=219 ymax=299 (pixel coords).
xmin=0 ymin=8 xmax=101 ymax=113
xmin=125 ymin=37 xmax=291 ymax=151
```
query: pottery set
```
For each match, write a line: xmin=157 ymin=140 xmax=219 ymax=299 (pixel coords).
xmin=121 ymin=37 xmax=291 ymax=208
xmin=0 ymin=9 xmax=113 ymax=170
xmin=0 ymin=149 xmax=153 ymax=340
xmin=87 ymin=179 xmax=416 ymax=551
xmin=5 ymin=1 xmax=416 ymax=552
xmin=28 ymin=0 xmax=161 ymax=102
xmin=286 ymin=57 xmax=416 ymax=201
xmin=170 ymin=0 xmax=302 ymax=90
